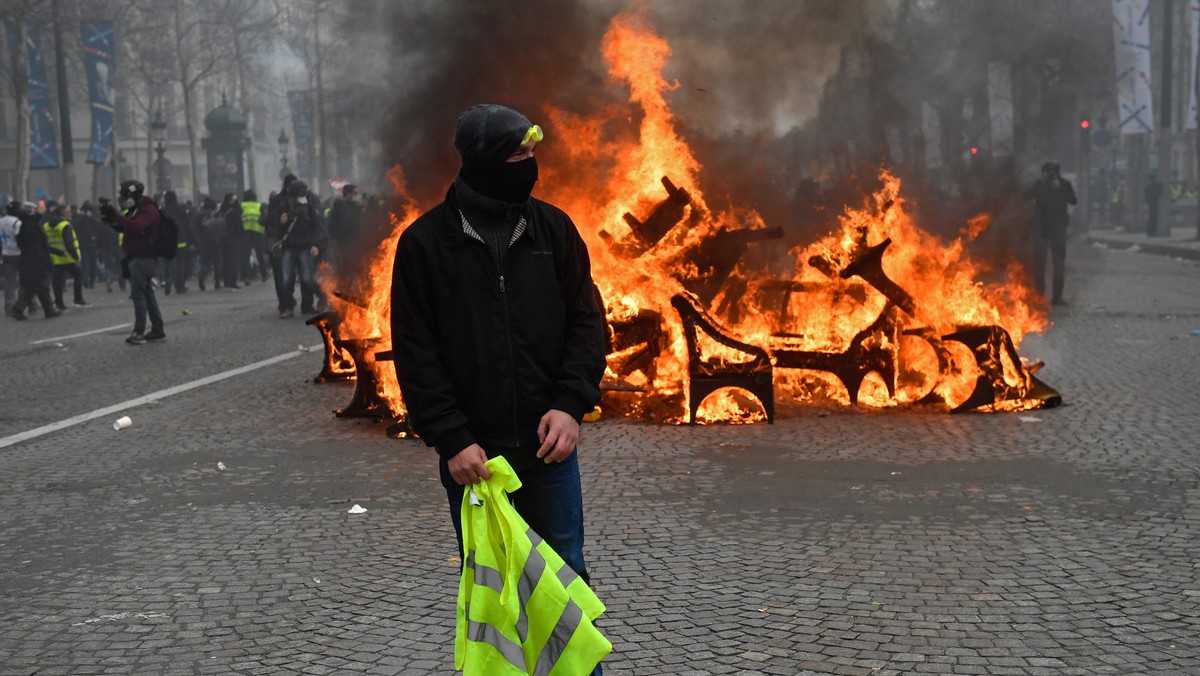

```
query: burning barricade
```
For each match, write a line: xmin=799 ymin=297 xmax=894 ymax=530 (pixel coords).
xmin=309 ymin=12 xmax=1060 ymax=435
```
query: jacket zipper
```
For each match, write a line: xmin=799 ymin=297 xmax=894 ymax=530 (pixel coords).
xmin=499 ymin=262 xmax=521 ymax=445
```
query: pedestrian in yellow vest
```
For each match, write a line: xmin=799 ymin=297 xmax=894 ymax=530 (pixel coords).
xmin=240 ymin=190 xmax=269 ymax=283
xmin=42 ymin=202 xmax=89 ymax=310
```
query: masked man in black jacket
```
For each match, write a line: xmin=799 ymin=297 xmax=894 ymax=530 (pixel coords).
xmin=391 ymin=105 xmax=607 ymax=601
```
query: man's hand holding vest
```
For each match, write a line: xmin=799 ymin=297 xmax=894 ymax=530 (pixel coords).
xmin=537 ymin=409 xmax=579 ymax=464
xmin=448 ymin=443 xmax=491 ymax=485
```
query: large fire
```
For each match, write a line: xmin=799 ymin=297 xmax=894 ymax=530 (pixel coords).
xmin=319 ymin=12 xmax=1054 ymax=427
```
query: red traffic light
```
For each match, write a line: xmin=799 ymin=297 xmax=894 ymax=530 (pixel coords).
xmin=1080 ymin=119 xmax=1090 ymax=129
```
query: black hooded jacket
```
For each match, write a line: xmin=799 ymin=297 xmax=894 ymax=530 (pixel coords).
xmin=390 ymin=184 xmax=606 ymax=471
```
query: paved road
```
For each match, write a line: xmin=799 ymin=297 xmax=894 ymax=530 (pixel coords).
xmin=1 ymin=242 xmax=1198 ymax=675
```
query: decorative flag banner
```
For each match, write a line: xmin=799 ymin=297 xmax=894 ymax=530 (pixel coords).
xmin=287 ymin=90 xmax=314 ymax=178
xmin=1113 ymin=0 xmax=1154 ymax=134
xmin=1188 ymin=0 xmax=1199 ymax=129
xmin=5 ymin=22 xmax=60 ymax=168
xmin=81 ymin=21 xmax=116 ymax=164
xmin=987 ymin=61 xmax=1015 ymax=156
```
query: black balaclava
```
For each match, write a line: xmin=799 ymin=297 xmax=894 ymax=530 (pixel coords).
xmin=454 ymin=104 xmax=539 ymax=204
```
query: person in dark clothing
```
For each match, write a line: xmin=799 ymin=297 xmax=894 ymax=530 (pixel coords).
xmin=218 ymin=193 xmax=243 ymax=290
xmin=75 ymin=202 xmax=103 ymax=289
xmin=327 ymin=183 xmax=364 ymax=275
xmin=263 ymin=182 xmax=291 ymax=313
xmin=100 ymin=180 xmax=165 ymax=344
xmin=391 ymin=104 xmax=606 ymax=663
xmin=1023 ymin=161 xmax=1076 ymax=306
xmin=1144 ymin=173 xmax=1164 ymax=237
xmin=276 ymin=179 xmax=326 ymax=318
xmin=194 ymin=197 xmax=221 ymax=291
xmin=10 ymin=201 xmax=60 ymax=320
xmin=161 ymin=191 xmax=193 ymax=294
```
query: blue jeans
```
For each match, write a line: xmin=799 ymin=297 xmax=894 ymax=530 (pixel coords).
xmin=128 ymin=257 xmax=163 ymax=334
xmin=280 ymin=248 xmax=318 ymax=311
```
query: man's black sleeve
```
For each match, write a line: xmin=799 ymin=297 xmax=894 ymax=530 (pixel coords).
xmin=391 ymin=230 xmax=476 ymax=458
xmin=551 ymin=216 xmax=607 ymax=421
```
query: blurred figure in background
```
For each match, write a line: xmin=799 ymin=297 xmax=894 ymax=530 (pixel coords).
xmin=43 ymin=202 xmax=88 ymax=310
xmin=75 ymin=202 xmax=103 ymax=290
xmin=219 ymin=192 xmax=242 ymax=290
xmin=10 ymin=201 xmax=60 ymax=320
xmin=240 ymin=189 xmax=269 ymax=284
xmin=1024 ymin=161 xmax=1076 ymax=306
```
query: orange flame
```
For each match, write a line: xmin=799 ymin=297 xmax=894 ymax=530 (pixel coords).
xmin=320 ymin=11 xmax=1051 ymax=426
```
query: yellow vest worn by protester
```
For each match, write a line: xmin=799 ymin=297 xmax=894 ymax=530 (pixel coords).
xmin=457 ymin=457 xmax=610 ymax=675
xmin=44 ymin=220 xmax=76 ymax=266
xmin=241 ymin=201 xmax=264 ymax=234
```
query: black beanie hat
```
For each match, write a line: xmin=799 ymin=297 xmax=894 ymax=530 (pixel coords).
xmin=454 ymin=104 xmax=534 ymax=166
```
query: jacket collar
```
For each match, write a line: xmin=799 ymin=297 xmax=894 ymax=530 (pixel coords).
xmin=440 ymin=182 xmax=537 ymax=247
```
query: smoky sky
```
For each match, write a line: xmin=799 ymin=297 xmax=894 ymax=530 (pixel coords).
xmin=367 ymin=0 xmax=885 ymax=207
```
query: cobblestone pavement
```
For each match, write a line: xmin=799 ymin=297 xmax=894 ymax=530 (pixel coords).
xmin=1 ymin=242 xmax=1198 ymax=675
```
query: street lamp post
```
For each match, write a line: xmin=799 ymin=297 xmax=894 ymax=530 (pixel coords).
xmin=278 ymin=129 xmax=290 ymax=181
xmin=151 ymin=109 xmax=172 ymax=194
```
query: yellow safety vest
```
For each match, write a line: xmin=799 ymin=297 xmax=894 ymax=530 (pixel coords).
xmin=44 ymin=220 xmax=76 ymax=266
xmin=457 ymin=457 xmax=610 ymax=675
xmin=241 ymin=201 xmax=264 ymax=234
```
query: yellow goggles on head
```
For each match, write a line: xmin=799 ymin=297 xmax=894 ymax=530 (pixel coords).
xmin=521 ymin=124 xmax=544 ymax=146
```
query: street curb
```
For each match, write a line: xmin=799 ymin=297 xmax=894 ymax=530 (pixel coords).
xmin=1087 ymin=236 xmax=1200 ymax=262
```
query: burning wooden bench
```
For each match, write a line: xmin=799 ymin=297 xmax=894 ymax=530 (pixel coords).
xmin=304 ymin=310 xmax=356 ymax=383
xmin=670 ymin=292 xmax=775 ymax=424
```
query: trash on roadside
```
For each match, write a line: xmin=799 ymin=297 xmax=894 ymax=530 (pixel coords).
xmin=217 ymin=462 xmax=226 ymax=471
xmin=890 ymin=471 xmax=902 ymax=476
xmin=113 ymin=416 xmax=132 ymax=430
xmin=182 ymin=309 xmax=192 ymax=316
xmin=53 ymin=342 xmax=65 ymax=348
xmin=1191 ymin=329 xmax=1200 ymax=336
xmin=348 ymin=504 xmax=368 ymax=514
xmin=298 ymin=344 xmax=311 ymax=352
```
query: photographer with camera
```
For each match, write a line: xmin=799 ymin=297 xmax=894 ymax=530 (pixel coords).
xmin=100 ymin=180 xmax=166 ymax=344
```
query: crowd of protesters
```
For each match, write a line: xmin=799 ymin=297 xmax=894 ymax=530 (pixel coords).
xmin=2 ymin=173 xmax=387 ymax=333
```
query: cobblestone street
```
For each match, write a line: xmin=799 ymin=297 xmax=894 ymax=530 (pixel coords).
xmin=1 ymin=239 xmax=1198 ymax=675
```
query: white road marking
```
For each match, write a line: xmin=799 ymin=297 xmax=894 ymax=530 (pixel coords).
xmin=0 ymin=344 xmax=323 ymax=450
xmin=30 ymin=323 xmax=133 ymax=345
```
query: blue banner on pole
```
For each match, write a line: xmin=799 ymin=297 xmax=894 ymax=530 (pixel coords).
xmin=81 ymin=21 xmax=115 ymax=165
xmin=288 ymin=90 xmax=313 ymax=178
xmin=8 ymin=23 xmax=61 ymax=169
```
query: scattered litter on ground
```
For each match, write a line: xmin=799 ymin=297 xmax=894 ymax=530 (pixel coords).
xmin=53 ymin=342 xmax=65 ymax=348
xmin=1019 ymin=415 xmax=1041 ymax=423
xmin=1127 ymin=244 xmax=1141 ymax=252
xmin=347 ymin=504 xmax=368 ymax=514
xmin=312 ymin=577 xmax=320 ymax=584
xmin=1191 ymin=329 xmax=1200 ymax=336
xmin=890 ymin=471 xmax=903 ymax=476
xmin=113 ymin=416 xmax=132 ymax=430
xmin=217 ymin=462 xmax=226 ymax=471
xmin=298 ymin=344 xmax=311 ymax=352
xmin=182 ymin=309 xmax=192 ymax=315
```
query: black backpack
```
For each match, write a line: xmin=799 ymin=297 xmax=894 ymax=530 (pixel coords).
xmin=155 ymin=209 xmax=179 ymax=260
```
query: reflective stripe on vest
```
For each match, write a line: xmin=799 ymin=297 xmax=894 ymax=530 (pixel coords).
xmin=241 ymin=201 xmax=264 ymax=234
xmin=457 ymin=457 xmax=610 ymax=675
xmin=44 ymin=220 xmax=75 ymax=265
